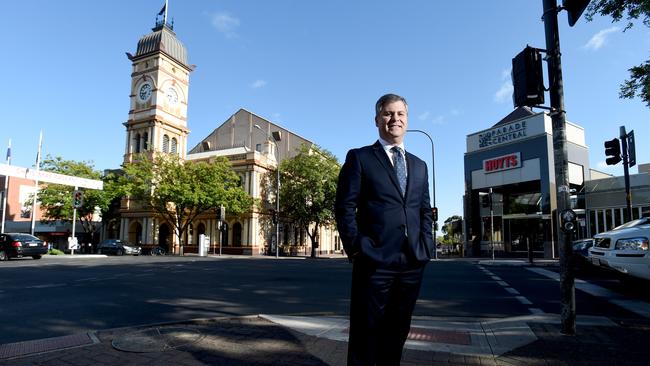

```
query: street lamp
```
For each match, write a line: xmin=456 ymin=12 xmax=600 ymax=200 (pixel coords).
xmin=407 ymin=129 xmax=437 ymax=260
xmin=254 ymin=124 xmax=282 ymax=258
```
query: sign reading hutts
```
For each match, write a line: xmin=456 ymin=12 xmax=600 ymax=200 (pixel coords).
xmin=478 ymin=121 xmax=527 ymax=148
xmin=483 ymin=152 xmax=521 ymax=173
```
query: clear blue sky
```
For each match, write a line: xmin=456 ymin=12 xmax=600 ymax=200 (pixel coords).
xmin=2 ymin=0 xmax=649 ymax=224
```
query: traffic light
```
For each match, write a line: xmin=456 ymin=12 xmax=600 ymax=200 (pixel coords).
xmin=512 ymin=46 xmax=545 ymax=108
xmin=563 ymin=0 xmax=591 ymax=27
xmin=72 ymin=190 xmax=83 ymax=209
xmin=604 ymin=138 xmax=622 ymax=165
xmin=431 ymin=207 xmax=438 ymax=222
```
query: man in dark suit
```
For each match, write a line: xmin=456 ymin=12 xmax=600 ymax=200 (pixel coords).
xmin=335 ymin=93 xmax=434 ymax=365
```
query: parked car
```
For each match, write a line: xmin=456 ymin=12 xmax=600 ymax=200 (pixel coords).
xmin=0 ymin=233 xmax=48 ymax=260
xmin=571 ymin=238 xmax=594 ymax=268
xmin=588 ymin=222 xmax=650 ymax=281
xmin=97 ymin=239 xmax=141 ymax=256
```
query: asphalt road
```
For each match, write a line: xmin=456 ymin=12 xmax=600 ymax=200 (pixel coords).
xmin=0 ymin=255 xmax=647 ymax=344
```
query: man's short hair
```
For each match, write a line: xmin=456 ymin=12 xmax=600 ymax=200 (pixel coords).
xmin=375 ymin=94 xmax=408 ymax=117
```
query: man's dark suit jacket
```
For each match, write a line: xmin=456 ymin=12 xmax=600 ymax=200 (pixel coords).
xmin=335 ymin=141 xmax=434 ymax=267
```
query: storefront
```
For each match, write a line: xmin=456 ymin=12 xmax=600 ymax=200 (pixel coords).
xmin=463 ymin=107 xmax=590 ymax=258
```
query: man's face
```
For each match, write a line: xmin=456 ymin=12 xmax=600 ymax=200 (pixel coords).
xmin=375 ymin=100 xmax=408 ymax=144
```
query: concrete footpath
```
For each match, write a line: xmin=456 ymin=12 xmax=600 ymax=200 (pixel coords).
xmin=1 ymin=312 xmax=648 ymax=365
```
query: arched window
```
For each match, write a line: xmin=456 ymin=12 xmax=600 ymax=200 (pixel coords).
xmin=134 ymin=133 xmax=141 ymax=153
xmin=171 ymin=138 xmax=178 ymax=154
xmin=162 ymin=135 xmax=170 ymax=153
xmin=143 ymin=132 xmax=149 ymax=150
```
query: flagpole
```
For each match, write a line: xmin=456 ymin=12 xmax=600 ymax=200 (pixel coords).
xmin=164 ymin=0 xmax=168 ymax=26
xmin=30 ymin=131 xmax=42 ymax=236
xmin=1 ymin=139 xmax=10 ymax=234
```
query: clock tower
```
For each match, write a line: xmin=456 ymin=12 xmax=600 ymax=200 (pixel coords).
xmin=123 ymin=12 xmax=193 ymax=163
xmin=120 ymin=9 xmax=194 ymax=251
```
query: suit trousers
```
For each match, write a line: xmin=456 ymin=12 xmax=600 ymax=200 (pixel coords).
xmin=347 ymin=258 xmax=425 ymax=366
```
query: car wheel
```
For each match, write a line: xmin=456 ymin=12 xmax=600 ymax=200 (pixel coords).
xmin=117 ymin=249 xmax=124 ymax=256
xmin=0 ymin=250 xmax=7 ymax=261
xmin=32 ymin=255 xmax=42 ymax=260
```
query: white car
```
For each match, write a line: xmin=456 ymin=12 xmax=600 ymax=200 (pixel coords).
xmin=588 ymin=220 xmax=650 ymax=281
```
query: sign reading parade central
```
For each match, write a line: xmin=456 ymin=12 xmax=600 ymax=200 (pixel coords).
xmin=478 ymin=121 xmax=527 ymax=148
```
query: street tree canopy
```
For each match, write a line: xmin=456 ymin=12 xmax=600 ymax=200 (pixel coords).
xmin=586 ymin=0 xmax=650 ymax=106
xmin=35 ymin=155 xmax=118 ymax=235
xmin=121 ymin=154 xmax=253 ymax=252
xmin=278 ymin=145 xmax=339 ymax=257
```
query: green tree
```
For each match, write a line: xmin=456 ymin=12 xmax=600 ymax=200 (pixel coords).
xmin=278 ymin=145 xmax=339 ymax=258
xmin=35 ymin=155 xmax=118 ymax=236
xmin=441 ymin=215 xmax=463 ymax=241
xmin=121 ymin=154 xmax=252 ymax=254
xmin=586 ymin=0 xmax=650 ymax=106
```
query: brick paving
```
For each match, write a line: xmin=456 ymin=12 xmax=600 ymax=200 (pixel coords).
xmin=0 ymin=316 xmax=648 ymax=365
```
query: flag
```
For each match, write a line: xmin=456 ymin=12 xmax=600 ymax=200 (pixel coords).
xmin=5 ymin=139 xmax=10 ymax=163
xmin=158 ymin=2 xmax=166 ymax=16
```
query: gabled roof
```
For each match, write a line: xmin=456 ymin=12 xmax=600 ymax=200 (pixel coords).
xmin=492 ymin=107 xmax=535 ymax=128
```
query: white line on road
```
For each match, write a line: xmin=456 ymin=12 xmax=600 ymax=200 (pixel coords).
xmin=491 ymin=276 xmax=502 ymax=281
xmin=529 ymin=308 xmax=545 ymax=314
xmin=25 ymin=284 xmax=66 ymax=289
xmin=496 ymin=281 xmax=509 ymax=287
xmin=526 ymin=267 xmax=650 ymax=319
xmin=504 ymin=287 xmax=520 ymax=295
xmin=516 ymin=296 xmax=533 ymax=305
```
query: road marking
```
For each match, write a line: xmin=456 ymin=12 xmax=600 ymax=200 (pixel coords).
xmin=529 ymin=308 xmax=545 ymax=314
xmin=25 ymin=284 xmax=66 ymax=289
xmin=496 ymin=280 xmax=509 ymax=287
xmin=74 ymin=277 xmax=99 ymax=282
xmin=516 ymin=296 xmax=533 ymax=305
xmin=526 ymin=267 xmax=650 ymax=319
xmin=504 ymin=287 xmax=520 ymax=295
xmin=491 ymin=275 xmax=502 ymax=281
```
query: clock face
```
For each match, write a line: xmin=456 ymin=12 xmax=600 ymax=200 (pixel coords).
xmin=166 ymin=86 xmax=179 ymax=106
xmin=138 ymin=82 xmax=152 ymax=102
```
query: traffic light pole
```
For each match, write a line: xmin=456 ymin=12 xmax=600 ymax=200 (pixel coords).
xmin=620 ymin=126 xmax=633 ymax=222
xmin=543 ymin=0 xmax=575 ymax=335
xmin=489 ymin=188 xmax=495 ymax=261
xmin=71 ymin=186 xmax=78 ymax=255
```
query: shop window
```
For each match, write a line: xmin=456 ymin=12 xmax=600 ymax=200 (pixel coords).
xmin=505 ymin=192 xmax=541 ymax=215
xmin=614 ymin=208 xmax=622 ymax=228
xmin=605 ymin=209 xmax=612 ymax=232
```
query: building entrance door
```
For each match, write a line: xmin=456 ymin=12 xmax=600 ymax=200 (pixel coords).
xmin=504 ymin=217 xmax=546 ymax=254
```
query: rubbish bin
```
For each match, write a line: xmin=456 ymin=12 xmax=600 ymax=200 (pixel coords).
xmin=199 ymin=234 xmax=210 ymax=257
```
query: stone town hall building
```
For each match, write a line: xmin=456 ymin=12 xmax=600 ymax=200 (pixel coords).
xmin=115 ymin=14 xmax=341 ymax=256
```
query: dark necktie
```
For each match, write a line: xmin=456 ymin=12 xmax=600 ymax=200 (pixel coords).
xmin=391 ymin=146 xmax=406 ymax=196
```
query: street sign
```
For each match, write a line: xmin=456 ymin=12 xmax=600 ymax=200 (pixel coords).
xmin=0 ymin=163 xmax=103 ymax=190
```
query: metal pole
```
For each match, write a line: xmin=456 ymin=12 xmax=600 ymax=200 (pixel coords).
xmin=71 ymin=186 xmax=77 ymax=256
xmin=407 ymin=129 xmax=437 ymax=259
xmin=620 ymin=126 xmax=632 ymax=223
xmin=490 ymin=188 xmax=494 ymax=260
xmin=543 ymin=0 xmax=575 ymax=335
xmin=275 ymin=141 xmax=280 ymax=259
xmin=1 ymin=139 xmax=10 ymax=234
